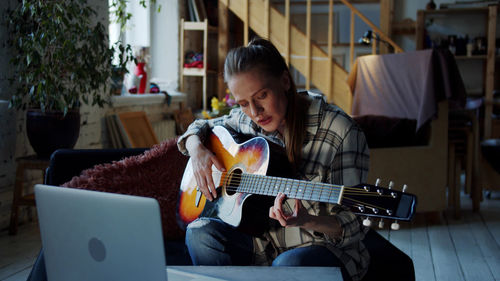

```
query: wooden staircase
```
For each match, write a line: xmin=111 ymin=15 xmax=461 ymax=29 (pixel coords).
xmin=218 ymin=0 xmax=403 ymax=114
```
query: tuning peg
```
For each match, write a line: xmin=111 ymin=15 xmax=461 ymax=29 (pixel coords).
xmin=378 ymin=219 xmax=385 ymax=229
xmin=363 ymin=217 xmax=372 ymax=227
xmin=375 ymin=178 xmax=381 ymax=186
xmin=402 ymin=184 xmax=408 ymax=192
xmin=391 ymin=221 xmax=400 ymax=230
xmin=388 ymin=181 xmax=394 ymax=189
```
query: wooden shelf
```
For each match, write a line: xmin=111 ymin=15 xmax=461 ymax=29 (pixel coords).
xmin=183 ymin=21 xmax=217 ymax=33
xmin=179 ymin=18 xmax=216 ymax=111
xmin=182 ymin=68 xmax=217 ymax=76
xmin=421 ymin=7 xmax=490 ymax=15
xmin=416 ymin=5 xmax=499 ymax=138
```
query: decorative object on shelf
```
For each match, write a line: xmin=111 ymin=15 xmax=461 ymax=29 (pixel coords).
xmin=202 ymin=90 xmax=238 ymax=119
xmin=184 ymin=51 xmax=204 ymax=68
xmin=4 ymin=0 xmax=134 ymax=157
xmin=466 ymin=39 xmax=475 ymax=57
xmin=150 ymin=83 xmax=160 ymax=93
xmin=135 ymin=62 xmax=148 ymax=94
xmin=473 ymin=36 xmax=487 ymax=55
xmin=448 ymin=35 xmax=457 ymax=55
xmin=131 ymin=46 xmax=150 ymax=94
xmin=426 ymin=0 xmax=436 ymax=10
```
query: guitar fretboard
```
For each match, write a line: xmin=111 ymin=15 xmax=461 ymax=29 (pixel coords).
xmin=226 ymin=173 xmax=344 ymax=204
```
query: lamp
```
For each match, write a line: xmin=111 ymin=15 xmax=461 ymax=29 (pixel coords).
xmin=358 ymin=30 xmax=394 ymax=52
xmin=359 ymin=30 xmax=374 ymax=45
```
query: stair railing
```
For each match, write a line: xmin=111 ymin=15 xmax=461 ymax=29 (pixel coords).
xmin=219 ymin=0 xmax=404 ymax=112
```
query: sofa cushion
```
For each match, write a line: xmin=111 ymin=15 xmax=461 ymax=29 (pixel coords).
xmin=62 ymin=137 xmax=189 ymax=240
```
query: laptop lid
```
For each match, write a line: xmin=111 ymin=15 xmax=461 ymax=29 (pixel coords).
xmin=35 ymin=184 xmax=167 ymax=281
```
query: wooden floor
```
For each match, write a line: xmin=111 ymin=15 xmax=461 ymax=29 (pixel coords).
xmin=1 ymin=192 xmax=500 ymax=281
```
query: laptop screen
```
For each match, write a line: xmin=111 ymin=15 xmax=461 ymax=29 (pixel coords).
xmin=35 ymin=184 xmax=167 ymax=281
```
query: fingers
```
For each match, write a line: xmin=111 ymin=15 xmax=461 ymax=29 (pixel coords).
xmin=205 ymin=167 xmax=218 ymax=200
xmin=274 ymin=192 xmax=286 ymax=208
xmin=269 ymin=205 xmax=287 ymax=227
xmin=212 ymin=156 xmax=226 ymax=173
xmin=294 ymin=199 xmax=301 ymax=215
xmin=269 ymin=193 xmax=288 ymax=227
xmin=194 ymin=168 xmax=213 ymax=201
xmin=191 ymin=147 xmax=223 ymax=202
xmin=206 ymin=155 xmax=226 ymax=200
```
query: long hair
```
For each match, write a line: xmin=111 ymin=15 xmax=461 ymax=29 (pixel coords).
xmin=223 ymin=38 xmax=308 ymax=167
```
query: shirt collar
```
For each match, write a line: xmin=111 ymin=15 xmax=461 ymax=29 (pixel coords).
xmin=302 ymin=91 xmax=324 ymax=137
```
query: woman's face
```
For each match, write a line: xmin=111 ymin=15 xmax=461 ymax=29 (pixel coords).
xmin=227 ymin=69 xmax=290 ymax=134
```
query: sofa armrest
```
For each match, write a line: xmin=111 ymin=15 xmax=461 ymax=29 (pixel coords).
xmin=45 ymin=148 xmax=148 ymax=186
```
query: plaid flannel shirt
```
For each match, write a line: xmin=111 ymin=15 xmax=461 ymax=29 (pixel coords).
xmin=178 ymin=92 xmax=370 ymax=281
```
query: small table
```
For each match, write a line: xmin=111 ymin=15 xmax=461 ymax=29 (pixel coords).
xmin=166 ymin=266 xmax=343 ymax=281
xmin=9 ymin=155 xmax=50 ymax=235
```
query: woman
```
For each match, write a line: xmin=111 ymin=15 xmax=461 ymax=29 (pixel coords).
xmin=177 ymin=38 xmax=369 ymax=281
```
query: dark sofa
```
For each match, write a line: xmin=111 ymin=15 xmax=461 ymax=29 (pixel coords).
xmin=27 ymin=147 xmax=414 ymax=281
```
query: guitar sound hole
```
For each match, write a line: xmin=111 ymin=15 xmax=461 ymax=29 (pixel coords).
xmin=226 ymin=168 xmax=242 ymax=196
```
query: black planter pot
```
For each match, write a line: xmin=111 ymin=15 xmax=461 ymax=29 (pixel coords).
xmin=26 ymin=109 xmax=81 ymax=158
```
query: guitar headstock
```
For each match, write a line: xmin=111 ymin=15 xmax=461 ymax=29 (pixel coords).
xmin=342 ymin=179 xmax=417 ymax=229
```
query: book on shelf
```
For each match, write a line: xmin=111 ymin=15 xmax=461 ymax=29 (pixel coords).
xmin=187 ymin=0 xmax=196 ymax=21
xmin=186 ymin=0 xmax=207 ymax=22
xmin=194 ymin=0 xmax=207 ymax=22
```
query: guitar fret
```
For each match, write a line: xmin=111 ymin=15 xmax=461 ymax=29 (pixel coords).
xmin=257 ymin=176 xmax=263 ymax=195
xmin=327 ymin=183 xmax=334 ymax=203
xmin=251 ymin=174 xmax=257 ymax=194
xmin=240 ymin=174 xmax=246 ymax=193
xmin=291 ymin=179 xmax=298 ymax=199
xmin=249 ymin=174 xmax=253 ymax=194
xmin=240 ymin=173 xmax=342 ymax=204
xmin=270 ymin=176 xmax=277 ymax=196
xmin=272 ymin=176 xmax=279 ymax=196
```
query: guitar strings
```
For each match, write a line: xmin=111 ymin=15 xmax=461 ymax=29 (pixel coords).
xmin=340 ymin=197 xmax=390 ymax=213
xmin=204 ymin=171 xmax=395 ymax=214
xmin=219 ymin=181 xmax=392 ymax=214
xmin=214 ymin=172 xmax=396 ymax=212
xmin=223 ymin=174 xmax=392 ymax=210
xmin=212 ymin=170 xmax=397 ymax=196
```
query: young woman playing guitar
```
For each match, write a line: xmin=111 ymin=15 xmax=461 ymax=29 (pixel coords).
xmin=177 ymin=38 xmax=414 ymax=281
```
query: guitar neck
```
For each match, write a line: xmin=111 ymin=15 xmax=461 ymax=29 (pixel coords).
xmin=230 ymin=173 xmax=344 ymax=204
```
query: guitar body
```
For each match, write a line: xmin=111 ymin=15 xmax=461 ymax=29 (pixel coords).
xmin=177 ymin=126 xmax=284 ymax=233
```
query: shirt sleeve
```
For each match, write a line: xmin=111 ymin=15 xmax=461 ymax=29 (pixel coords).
xmin=331 ymin=122 xmax=370 ymax=186
xmin=324 ymin=204 xmax=365 ymax=248
xmin=177 ymin=108 xmax=246 ymax=155
xmin=327 ymin=122 xmax=369 ymax=247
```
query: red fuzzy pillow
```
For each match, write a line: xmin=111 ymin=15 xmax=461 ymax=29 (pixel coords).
xmin=62 ymin=137 xmax=189 ymax=240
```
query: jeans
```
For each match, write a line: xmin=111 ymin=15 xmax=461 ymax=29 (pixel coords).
xmin=185 ymin=218 xmax=254 ymax=265
xmin=185 ymin=218 xmax=345 ymax=268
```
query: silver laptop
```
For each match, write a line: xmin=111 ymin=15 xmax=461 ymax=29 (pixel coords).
xmin=35 ymin=184 xmax=168 ymax=281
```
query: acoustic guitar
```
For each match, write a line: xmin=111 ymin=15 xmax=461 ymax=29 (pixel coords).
xmin=177 ymin=126 xmax=417 ymax=233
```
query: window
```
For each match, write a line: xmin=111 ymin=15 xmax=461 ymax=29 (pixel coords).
xmin=108 ymin=0 xmax=180 ymax=97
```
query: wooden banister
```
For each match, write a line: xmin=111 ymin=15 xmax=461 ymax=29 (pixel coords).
xmin=220 ymin=0 xmax=404 ymax=113
xmin=338 ymin=0 xmax=403 ymax=53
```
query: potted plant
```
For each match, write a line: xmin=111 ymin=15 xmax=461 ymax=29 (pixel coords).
xmin=4 ymin=0 xmax=134 ymax=157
